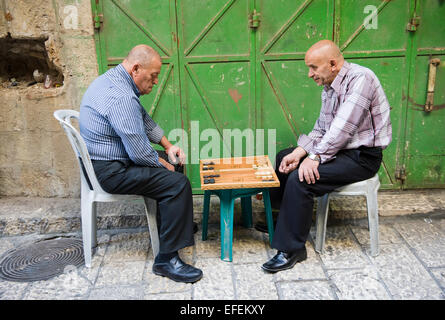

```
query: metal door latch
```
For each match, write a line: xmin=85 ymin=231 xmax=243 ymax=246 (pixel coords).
xmin=249 ymin=9 xmax=261 ymax=29
xmin=425 ymin=58 xmax=441 ymax=112
xmin=406 ymin=14 xmax=420 ymax=32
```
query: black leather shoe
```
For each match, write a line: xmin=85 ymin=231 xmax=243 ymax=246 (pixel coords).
xmin=261 ymin=248 xmax=307 ymax=273
xmin=193 ymin=222 xmax=198 ymax=234
xmin=153 ymin=255 xmax=203 ymax=283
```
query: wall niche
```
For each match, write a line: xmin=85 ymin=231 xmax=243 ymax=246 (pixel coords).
xmin=0 ymin=34 xmax=64 ymax=90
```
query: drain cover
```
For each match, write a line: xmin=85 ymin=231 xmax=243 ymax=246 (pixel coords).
xmin=0 ymin=238 xmax=84 ymax=282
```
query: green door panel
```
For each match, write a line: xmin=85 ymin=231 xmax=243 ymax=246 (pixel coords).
xmin=257 ymin=0 xmax=332 ymax=164
xmin=176 ymin=0 xmax=255 ymax=192
xmin=403 ymin=0 xmax=445 ymax=188
xmin=92 ymin=0 xmax=445 ymax=191
xmin=94 ymin=0 xmax=182 ymax=151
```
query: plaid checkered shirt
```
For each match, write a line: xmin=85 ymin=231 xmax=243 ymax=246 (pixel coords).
xmin=297 ymin=61 xmax=392 ymax=163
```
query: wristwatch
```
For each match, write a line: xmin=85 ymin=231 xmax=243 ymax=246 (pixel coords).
xmin=307 ymin=153 xmax=321 ymax=162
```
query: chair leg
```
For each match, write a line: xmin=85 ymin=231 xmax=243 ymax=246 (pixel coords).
xmin=315 ymin=194 xmax=330 ymax=254
xmin=143 ymin=197 xmax=160 ymax=258
xmin=240 ymin=196 xmax=253 ymax=228
xmin=202 ymin=191 xmax=211 ymax=241
xmin=81 ymin=198 xmax=94 ymax=268
xmin=220 ymin=190 xmax=235 ymax=262
xmin=91 ymin=202 xmax=97 ymax=249
xmin=262 ymin=189 xmax=274 ymax=245
xmin=366 ymin=190 xmax=380 ymax=257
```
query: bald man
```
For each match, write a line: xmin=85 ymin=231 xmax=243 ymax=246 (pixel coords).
xmin=261 ymin=40 xmax=392 ymax=273
xmin=79 ymin=45 xmax=203 ymax=283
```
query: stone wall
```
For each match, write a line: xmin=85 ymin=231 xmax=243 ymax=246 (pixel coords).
xmin=0 ymin=0 xmax=98 ymax=197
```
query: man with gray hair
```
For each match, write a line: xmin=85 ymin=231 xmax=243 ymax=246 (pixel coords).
xmin=79 ymin=45 xmax=202 ymax=283
xmin=261 ymin=40 xmax=392 ymax=273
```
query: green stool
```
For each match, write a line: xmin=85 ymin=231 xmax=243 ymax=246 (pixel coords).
xmin=201 ymin=187 xmax=275 ymax=262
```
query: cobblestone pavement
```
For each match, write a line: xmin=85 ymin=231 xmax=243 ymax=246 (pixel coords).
xmin=0 ymin=211 xmax=444 ymax=300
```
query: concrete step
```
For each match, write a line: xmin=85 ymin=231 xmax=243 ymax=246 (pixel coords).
xmin=0 ymin=189 xmax=444 ymax=236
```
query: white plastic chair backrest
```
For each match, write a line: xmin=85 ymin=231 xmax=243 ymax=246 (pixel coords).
xmin=53 ymin=109 xmax=106 ymax=193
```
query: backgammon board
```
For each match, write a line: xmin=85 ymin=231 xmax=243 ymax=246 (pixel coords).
xmin=200 ymin=155 xmax=280 ymax=190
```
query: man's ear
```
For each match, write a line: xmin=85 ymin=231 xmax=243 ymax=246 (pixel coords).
xmin=131 ymin=63 xmax=140 ymax=75
xmin=329 ymin=59 xmax=337 ymax=71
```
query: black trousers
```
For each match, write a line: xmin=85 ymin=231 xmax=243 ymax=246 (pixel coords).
xmin=91 ymin=151 xmax=194 ymax=255
xmin=269 ymin=146 xmax=382 ymax=253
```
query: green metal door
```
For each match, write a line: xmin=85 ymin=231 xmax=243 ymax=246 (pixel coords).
xmin=175 ymin=0 xmax=256 ymax=192
xmin=92 ymin=0 xmax=183 ymax=156
xmin=91 ymin=0 xmax=445 ymax=191
xmin=403 ymin=0 xmax=445 ymax=188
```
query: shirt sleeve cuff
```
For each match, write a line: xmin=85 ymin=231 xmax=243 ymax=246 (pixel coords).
xmin=297 ymin=134 xmax=314 ymax=154
xmin=147 ymin=125 xmax=164 ymax=144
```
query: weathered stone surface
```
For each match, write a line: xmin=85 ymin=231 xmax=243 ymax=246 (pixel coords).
xmin=327 ymin=267 xmax=391 ymax=300
xmin=95 ymin=260 xmax=146 ymax=287
xmin=279 ymin=280 xmax=335 ymax=300
xmin=233 ymin=264 xmax=278 ymax=299
xmin=394 ymin=220 xmax=445 ymax=268
xmin=315 ymin=226 xmax=369 ymax=269
xmin=0 ymin=211 xmax=444 ymax=300
xmin=0 ymin=0 xmax=98 ymax=197
xmin=371 ymin=244 xmax=445 ymax=300
xmin=192 ymin=258 xmax=235 ymax=300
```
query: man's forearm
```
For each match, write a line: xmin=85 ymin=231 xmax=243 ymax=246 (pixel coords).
xmin=293 ymin=146 xmax=308 ymax=160
xmin=159 ymin=136 xmax=173 ymax=151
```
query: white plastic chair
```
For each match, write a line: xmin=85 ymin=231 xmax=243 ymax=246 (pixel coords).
xmin=53 ymin=109 xmax=159 ymax=267
xmin=315 ymin=174 xmax=380 ymax=257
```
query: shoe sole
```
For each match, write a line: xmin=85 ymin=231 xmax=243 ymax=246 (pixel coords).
xmin=152 ymin=268 xmax=203 ymax=283
xmin=261 ymin=255 xmax=307 ymax=273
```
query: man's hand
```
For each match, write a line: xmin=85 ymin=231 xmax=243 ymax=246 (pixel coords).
xmin=279 ymin=147 xmax=307 ymax=174
xmin=159 ymin=157 xmax=175 ymax=172
xmin=298 ymin=157 xmax=320 ymax=184
xmin=166 ymin=145 xmax=186 ymax=166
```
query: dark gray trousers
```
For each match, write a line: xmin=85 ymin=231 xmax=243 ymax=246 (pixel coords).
xmin=91 ymin=151 xmax=194 ymax=254
xmin=269 ymin=147 xmax=382 ymax=253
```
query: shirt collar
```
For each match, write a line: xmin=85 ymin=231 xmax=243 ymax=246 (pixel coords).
xmin=328 ymin=60 xmax=351 ymax=94
xmin=115 ymin=64 xmax=141 ymax=97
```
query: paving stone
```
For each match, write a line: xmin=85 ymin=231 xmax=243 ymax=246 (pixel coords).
xmin=22 ymin=270 xmax=92 ymax=300
xmin=88 ymin=285 xmax=143 ymax=300
xmin=144 ymin=291 xmax=192 ymax=300
xmin=279 ymin=280 xmax=335 ymax=300
xmin=273 ymin=242 xmax=325 ymax=282
xmin=351 ymin=224 xmax=402 ymax=246
xmin=192 ymin=258 xmax=235 ymax=300
xmin=233 ymin=264 xmax=278 ymax=299
xmin=377 ymin=191 xmax=436 ymax=216
xmin=430 ymin=268 xmax=445 ymax=291
xmin=232 ymin=228 xmax=269 ymax=264
xmin=315 ymin=226 xmax=369 ymax=269
xmin=103 ymin=231 xmax=151 ymax=262
xmin=327 ymin=267 xmax=390 ymax=300
xmin=194 ymin=225 xmax=222 ymax=260
xmin=371 ymin=244 xmax=445 ymax=300
xmin=0 ymin=280 xmax=29 ymax=300
xmin=395 ymin=220 xmax=445 ymax=268
xmin=95 ymin=260 xmax=146 ymax=287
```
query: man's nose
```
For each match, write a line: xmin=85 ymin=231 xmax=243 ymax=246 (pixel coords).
xmin=308 ymin=70 xmax=313 ymax=78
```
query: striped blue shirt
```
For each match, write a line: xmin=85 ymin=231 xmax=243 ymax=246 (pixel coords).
xmin=79 ymin=64 xmax=164 ymax=167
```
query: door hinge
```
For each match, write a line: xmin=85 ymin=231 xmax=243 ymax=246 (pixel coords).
xmin=249 ymin=9 xmax=261 ymax=29
xmin=406 ymin=13 xmax=420 ymax=32
xmin=93 ymin=13 xmax=103 ymax=30
xmin=395 ymin=167 xmax=406 ymax=182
